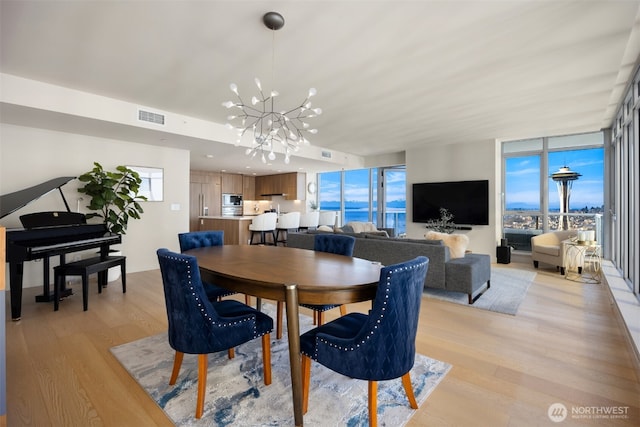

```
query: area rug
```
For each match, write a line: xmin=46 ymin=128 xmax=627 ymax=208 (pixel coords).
xmin=423 ymin=267 xmax=537 ymax=315
xmin=110 ymin=304 xmax=451 ymax=426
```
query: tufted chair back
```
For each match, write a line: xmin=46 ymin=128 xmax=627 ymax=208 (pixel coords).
xmin=156 ymin=248 xmax=261 ymax=354
xmin=178 ymin=230 xmax=224 ymax=252
xmin=313 ymin=233 xmax=355 ymax=256
xmin=177 ymin=230 xmax=236 ymax=300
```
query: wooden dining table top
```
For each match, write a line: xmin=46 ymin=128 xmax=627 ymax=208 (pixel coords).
xmin=186 ymin=244 xmax=382 ymax=305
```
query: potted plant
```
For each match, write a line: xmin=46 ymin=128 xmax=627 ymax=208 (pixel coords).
xmin=77 ymin=162 xmax=147 ymax=234
xmin=78 ymin=162 xmax=147 ymax=281
xmin=309 ymin=200 xmax=318 ymax=211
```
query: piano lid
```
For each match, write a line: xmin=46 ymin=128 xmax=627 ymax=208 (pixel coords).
xmin=0 ymin=176 xmax=76 ymax=219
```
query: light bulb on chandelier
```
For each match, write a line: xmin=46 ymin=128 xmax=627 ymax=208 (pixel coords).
xmin=222 ymin=12 xmax=321 ymax=164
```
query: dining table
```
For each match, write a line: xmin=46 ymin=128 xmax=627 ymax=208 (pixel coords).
xmin=185 ymin=244 xmax=382 ymax=426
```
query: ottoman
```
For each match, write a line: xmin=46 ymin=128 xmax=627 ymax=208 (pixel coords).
xmin=445 ymin=253 xmax=491 ymax=304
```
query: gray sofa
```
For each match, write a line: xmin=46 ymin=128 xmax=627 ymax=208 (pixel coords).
xmin=287 ymin=231 xmax=491 ymax=303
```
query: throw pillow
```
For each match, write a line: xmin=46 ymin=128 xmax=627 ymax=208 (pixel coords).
xmin=346 ymin=221 xmax=378 ymax=233
xmin=424 ymin=231 xmax=469 ymax=258
xmin=318 ymin=225 xmax=333 ymax=232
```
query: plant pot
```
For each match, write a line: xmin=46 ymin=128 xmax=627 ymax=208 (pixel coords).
xmin=107 ymin=250 xmax=123 ymax=282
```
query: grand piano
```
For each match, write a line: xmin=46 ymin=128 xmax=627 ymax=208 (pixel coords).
xmin=1 ymin=177 xmax=121 ymax=320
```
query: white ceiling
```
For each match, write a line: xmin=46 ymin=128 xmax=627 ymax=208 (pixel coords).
xmin=2 ymin=0 xmax=640 ymax=174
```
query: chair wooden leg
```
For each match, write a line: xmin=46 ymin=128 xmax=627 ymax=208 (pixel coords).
xmin=262 ymin=333 xmax=272 ymax=385
xmin=317 ymin=311 xmax=325 ymax=326
xmin=169 ymin=351 xmax=184 ymax=385
xmin=196 ymin=354 xmax=208 ymax=419
xmin=312 ymin=311 xmax=318 ymax=325
xmin=245 ymin=295 xmax=250 ymax=305
xmin=401 ymin=372 xmax=418 ymax=409
xmin=228 ymin=348 xmax=234 ymax=359
xmin=302 ymin=355 xmax=311 ymax=414
xmin=339 ymin=305 xmax=347 ymax=316
xmin=276 ymin=301 xmax=284 ymax=339
xmin=368 ymin=380 xmax=378 ymax=427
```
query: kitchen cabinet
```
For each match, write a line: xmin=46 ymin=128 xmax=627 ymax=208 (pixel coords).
xmin=221 ymin=173 xmax=243 ymax=195
xmin=243 ymin=175 xmax=255 ymax=200
xmin=189 ymin=171 xmax=221 ymax=231
xmin=199 ymin=217 xmax=252 ymax=245
xmin=255 ymin=172 xmax=305 ymax=201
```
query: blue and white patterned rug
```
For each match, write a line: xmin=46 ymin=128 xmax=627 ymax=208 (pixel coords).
xmin=110 ymin=304 xmax=451 ymax=426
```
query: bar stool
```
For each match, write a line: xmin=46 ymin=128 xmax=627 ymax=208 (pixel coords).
xmin=298 ymin=211 xmax=320 ymax=231
xmin=275 ymin=212 xmax=301 ymax=246
xmin=249 ymin=212 xmax=278 ymax=245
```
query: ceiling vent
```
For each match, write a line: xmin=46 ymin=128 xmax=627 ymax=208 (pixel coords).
xmin=321 ymin=150 xmax=332 ymax=159
xmin=138 ymin=109 xmax=165 ymax=125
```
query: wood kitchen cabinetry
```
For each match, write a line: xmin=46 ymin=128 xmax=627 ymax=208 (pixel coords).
xmin=243 ymin=175 xmax=255 ymax=200
xmin=255 ymin=172 xmax=306 ymax=201
xmin=199 ymin=217 xmax=252 ymax=245
xmin=189 ymin=171 xmax=221 ymax=231
xmin=221 ymin=173 xmax=243 ymax=195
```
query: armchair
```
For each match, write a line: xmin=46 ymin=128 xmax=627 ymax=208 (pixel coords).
xmin=531 ymin=230 xmax=576 ymax=274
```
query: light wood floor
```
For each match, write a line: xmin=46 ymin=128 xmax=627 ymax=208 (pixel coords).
xmin=6 ymin=256 xmax=640 ymax=426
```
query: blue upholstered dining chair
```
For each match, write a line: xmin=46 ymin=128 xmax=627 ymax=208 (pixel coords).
xmin=275 ymin=233 xmax=356 ymax=339
xmin=178 ymin=230 xmax=249 ymax=304
xmin=156 ymin=248 xmax=273 ymax=419
xmin=300 ymin=256 xmax=429 ymax=427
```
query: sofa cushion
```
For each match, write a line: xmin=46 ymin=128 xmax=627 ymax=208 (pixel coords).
xmin=424 ymin=231 xmax=469 ymax=258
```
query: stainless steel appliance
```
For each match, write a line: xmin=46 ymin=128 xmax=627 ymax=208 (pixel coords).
xmin=222 ymin=194 xmax=243 ymax=216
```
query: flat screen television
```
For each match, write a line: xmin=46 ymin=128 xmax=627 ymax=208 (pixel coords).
xmin=412 ymin=180 xmax=489 ymax=225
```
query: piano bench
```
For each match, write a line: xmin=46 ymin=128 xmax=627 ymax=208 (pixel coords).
xmin=53 ymin=255 xmax=126 ymax=311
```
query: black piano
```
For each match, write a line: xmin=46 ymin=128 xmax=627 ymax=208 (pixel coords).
xmin=1 ymin=177 xmax=121 ymax=320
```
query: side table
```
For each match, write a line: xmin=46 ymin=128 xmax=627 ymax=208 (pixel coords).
xmin=563 ymin=239 xmax=602 ymax=284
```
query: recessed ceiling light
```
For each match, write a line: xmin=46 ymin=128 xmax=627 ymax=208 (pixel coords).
xmin=205 ymin=154 xmax=214 ymax=158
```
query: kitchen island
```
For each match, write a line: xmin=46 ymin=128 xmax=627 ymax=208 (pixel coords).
xmin=198 ymin=216 xmax=256 ymax=245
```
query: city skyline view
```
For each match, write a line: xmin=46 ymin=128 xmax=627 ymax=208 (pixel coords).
xmin=505 ymin=147 xmax=604 ymax=211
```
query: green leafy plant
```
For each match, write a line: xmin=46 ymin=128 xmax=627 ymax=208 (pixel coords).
xmin=77 ymin=162 xmax=147 ymax=234
xmin=309 ymin=200 xmax=318 ymax=211
xmin=424 ymin=207 xmax=456 ymax=234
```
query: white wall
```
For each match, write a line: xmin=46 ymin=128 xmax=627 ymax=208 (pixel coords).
xmin=1 ymin=124 xmax=189 ymax=288
xmin=406 ymin=139 xmax=501 ymax=259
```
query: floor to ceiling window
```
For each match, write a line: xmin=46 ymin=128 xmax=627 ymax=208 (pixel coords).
xmin=502 ymin=132 xmax=604 ymax=251
xmin=317 ymin=166 xmax=406 ymax=235
xmin=611 ymin=66 xmax=639 ymax=297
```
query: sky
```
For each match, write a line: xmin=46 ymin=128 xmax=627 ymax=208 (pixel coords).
xmin=319 ymin=168 xmax=406 ymax=207
xmin=317 ymin=147 xmax=603 ymax=212
xmin=505 ymin=147 xmax=604 ymax=210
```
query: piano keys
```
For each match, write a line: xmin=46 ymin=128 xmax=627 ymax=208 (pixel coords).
xmin=1 ymin=177 xmax=121 ymax=320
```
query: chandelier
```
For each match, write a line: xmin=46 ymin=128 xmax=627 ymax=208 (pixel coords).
xmin=222 ymin=12 xmax=322 ymax=164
